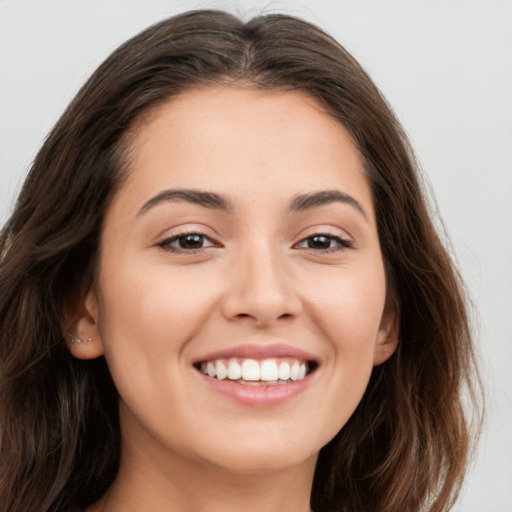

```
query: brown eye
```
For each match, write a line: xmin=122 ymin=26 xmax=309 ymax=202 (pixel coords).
xmin=159 ymin=232 xmax=217 ymax=252
xmin=296 ymin=234 xmax=352 ymax=252
xmin=306 ymin=235 xmax=332 ymax=249
xmin=177 ymin=234 xmax=206 ymax=249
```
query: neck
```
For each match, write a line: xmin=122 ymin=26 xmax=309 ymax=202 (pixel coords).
xmin=88 ymin=426 xmax=317 ymax=512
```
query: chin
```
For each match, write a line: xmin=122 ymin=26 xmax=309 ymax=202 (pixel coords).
xmin=208 ymin=448 xmax=317 ymax=475
xmin=191 ymin=427 xmax=322 ymax=475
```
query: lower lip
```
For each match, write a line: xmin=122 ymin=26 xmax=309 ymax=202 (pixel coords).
xmin=196 ymin=371 xmax=313 ymax=407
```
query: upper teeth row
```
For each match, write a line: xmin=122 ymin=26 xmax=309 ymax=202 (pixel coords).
xmin=200 ymin=358 xmax=308 ymax=382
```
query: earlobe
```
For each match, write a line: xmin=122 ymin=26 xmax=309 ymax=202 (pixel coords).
xmin=373 ymin=307 xmax=399 ymax=366
xmin=65 ymin=289 xmax=105 ymax=360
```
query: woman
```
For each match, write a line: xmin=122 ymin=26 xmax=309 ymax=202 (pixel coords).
xmin=0 ymin=9 xmax=481 ymax=512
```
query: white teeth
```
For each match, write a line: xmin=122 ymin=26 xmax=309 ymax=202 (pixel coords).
xmin=199 ymin=357 xmax=311 ymax=383
xmin=242 ymin=359 xmax=260 ymax=381
xmin=290 ymin=361 xmax=300 ymax=381
xmin=215 ymin=360 xmax=228 ymax=380
xmin=227 ymin=359 xmax=242 ymax=380
xmin=278 ymin=361 xmax=290 ymax=380
xmin=298 ymin=363 xmax=307 ymax=380
xmin=260 ymin=359 xmax=279 ymax=381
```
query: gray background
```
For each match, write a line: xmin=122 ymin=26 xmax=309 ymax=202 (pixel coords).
xmin=1 ymin=0 xmax=511 ymax=510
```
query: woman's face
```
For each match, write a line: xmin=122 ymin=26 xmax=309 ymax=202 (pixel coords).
xmin=75 ymin=86 xmax=396 ymax=475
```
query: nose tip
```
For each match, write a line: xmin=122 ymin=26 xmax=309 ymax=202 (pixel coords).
xmin=220 ymin=252 xmax=301 ymax=327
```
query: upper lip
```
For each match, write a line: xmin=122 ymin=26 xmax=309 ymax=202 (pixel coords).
xmin=193 ymin=343 xmax=317 ymax=364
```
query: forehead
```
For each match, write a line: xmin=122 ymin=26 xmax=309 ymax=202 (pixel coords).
xmin=114 ymin=86 xmax=374 ymax=220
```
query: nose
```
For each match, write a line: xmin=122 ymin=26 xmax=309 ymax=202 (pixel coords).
xmin=221 ymin=244 xmax=302 ymax=328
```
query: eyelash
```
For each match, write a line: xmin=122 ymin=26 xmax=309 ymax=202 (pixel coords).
xmin=158 ymin=231 xmax=219 ymax=253
xmin=158 ymin=231 xmax=352 ymax=254
xmin=294 ymin=233 xmax=353 ymax=253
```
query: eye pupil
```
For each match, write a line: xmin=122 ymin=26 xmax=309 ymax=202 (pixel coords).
xmin=308 ymin=235 xmax=331 ymax=249
xmin=179 ymin=234 xmax=204 ymax=249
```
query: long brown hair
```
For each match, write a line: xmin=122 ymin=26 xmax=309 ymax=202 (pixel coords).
xmin=0 ymin=10 xmax=482 ymax=512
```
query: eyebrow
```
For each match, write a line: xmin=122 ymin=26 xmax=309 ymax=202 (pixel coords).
xmin=137 ymin=188 xmax=367 ymax=220
xmin=288 ymin=190 xmax=368 ymax=220
xmin=138 ymin=189 xmax=234 ymax=216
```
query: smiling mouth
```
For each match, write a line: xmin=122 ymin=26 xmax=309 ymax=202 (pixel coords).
xmin=194 ymin=358 xmax=317 ymax=385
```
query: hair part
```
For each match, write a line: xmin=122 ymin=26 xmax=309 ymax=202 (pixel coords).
xmin=0 ymin=9 xmax=482 ymax=512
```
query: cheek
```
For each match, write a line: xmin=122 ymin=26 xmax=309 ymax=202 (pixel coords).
xmin=299 ymin=263 xmax=387 ymax=432
xmin=302 ymin=263 xmax=387 ymax=353
xmin=95 ymin=259 xmax=222 ymax=379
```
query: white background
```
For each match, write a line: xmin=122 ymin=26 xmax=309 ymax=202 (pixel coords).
xmin=0 ymin=1 xmax=511 ymax=510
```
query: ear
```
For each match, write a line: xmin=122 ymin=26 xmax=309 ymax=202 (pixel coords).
xmin=64 ymin=288 xmax=105 ymax=360
xmin=373 ymin=301 xmax=399 ymax=366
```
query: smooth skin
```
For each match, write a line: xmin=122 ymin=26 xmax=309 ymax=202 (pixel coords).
xmin=70 ymin=86 xmax=398 ymax=512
